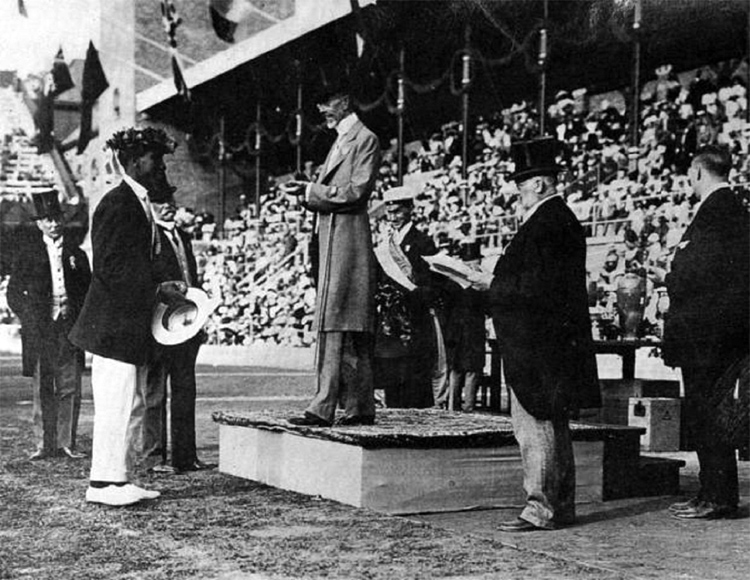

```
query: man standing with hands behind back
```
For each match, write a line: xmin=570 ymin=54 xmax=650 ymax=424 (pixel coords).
xmin=70 ymin=127 xmax=184 ymax=506
xmin=8 ymin=190 xmax=91 ymax=460
xmin=663 ymin=145 xmax=749 ymax=520
xmin=282 ymin=78 xmax=380 ymax=427
xmin=469 ymin=137 xmax=600 ymax=532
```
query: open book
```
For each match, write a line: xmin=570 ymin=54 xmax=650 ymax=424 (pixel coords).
xmin=422 ymin=253 xmax=479 ymax=289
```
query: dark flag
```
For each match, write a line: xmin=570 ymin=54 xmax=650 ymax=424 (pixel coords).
xmin=51 ymin=47 xmax=75 ymax=97
xmin=161 ymin=0 xmax=191 ymax=101
xmin=34 ymin=75 xmax=55 ymax=153
xmin=209 ymin=0 xmax=254 ymax=43
xmin=78 ymin=42 xmax=109 ymax=154
xmin=18 ymin=0 xmax=28 ymax=17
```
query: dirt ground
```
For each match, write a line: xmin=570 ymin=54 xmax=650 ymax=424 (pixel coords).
xmin=1 ymin=356 xmax=748 ymax=579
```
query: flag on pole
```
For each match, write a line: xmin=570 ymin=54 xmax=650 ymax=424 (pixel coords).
xmin=51 ymin=47 xmax=75 ymax=97
xmin=34 ymin=74 xmax=56 ymax=153
xmin=78 ymin=42 xmax=109 ymax=154
xmin=161 ymin=0 xmax=191 ymax=101
xmin=18 ymin=0 xmax=28 ymax=17
xmin=209 ymin=0 xmax=255 ymax=43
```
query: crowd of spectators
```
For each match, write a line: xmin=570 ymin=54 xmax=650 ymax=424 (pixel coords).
xmin=187 ymin=59 xmax=748 ymax=346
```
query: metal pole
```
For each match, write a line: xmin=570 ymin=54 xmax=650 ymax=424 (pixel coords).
xmin=746 ymin=0 xmax=750 ymax=123
xmin=538 ymin=0 xmax=549 ymax=136
xmin=629 ymin=0 xmax=642 ymax=179
xmin=255 ymin=101 xmax=261 ymax=218
xmin=217 ymin=114 xmax=226 ymax=236
xmin=397 ymin=47 xmax=405 ymax=186
xmin=461 ymin=26 xmax=471 ymax=182
xmin=296 ymin=79 xmax=303 ymax=175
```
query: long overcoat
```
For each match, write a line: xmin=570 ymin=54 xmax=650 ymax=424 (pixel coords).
xmin=69 ymin=181 xmax=157 ymax=365
xmin=489 ymin=196 xmax=600 ymax=420
xmin=7 ymin=228 xmax=91 ymax=377
xmin=305 ymin=119 xmax=380 ymax=333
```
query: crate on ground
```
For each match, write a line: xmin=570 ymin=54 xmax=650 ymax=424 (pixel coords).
xmin=628 ymin=397 xmax=681 ymax=451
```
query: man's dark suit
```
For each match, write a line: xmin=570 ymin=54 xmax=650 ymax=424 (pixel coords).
xmin=69 ymin=180 xmax=156 ymax=365
xmin=145 ymin=225 xmax=202 ymax=470
xmin=375 ymin=224 xmax=440 ymax=408
xmin=7 ymin=228 xmax=91 ymax=453
xmin=489 ymin=196 xmax=600 ymax=420
xmin=663 ymin=186 xmax=749 ymax=508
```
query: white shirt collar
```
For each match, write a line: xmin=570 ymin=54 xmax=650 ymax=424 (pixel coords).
xmin=122 ymin=174 xmax=149 ymax=201
xmin=393 ymin=221 xmax=413 ymax=245
xmin=523 ymin=193 xmax=560 ymax=222
xmin=155 ymin=218 xmax=176 ymax=231
xmin=43 ymin=234 xmax=62 ymax=248
xmin=335 ymin=113 xmax=358 ymax=138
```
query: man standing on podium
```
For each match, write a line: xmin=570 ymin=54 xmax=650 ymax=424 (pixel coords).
xmin=469 ymin=137 xmax=600 ymax=532
xmin=282 ymin=79 xmax=380 ymax=427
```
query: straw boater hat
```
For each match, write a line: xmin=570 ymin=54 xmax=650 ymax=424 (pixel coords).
xmin=383 ymin=185 xmax=418 ymax=205
xmin=151 ymin=287 xmax=219 ymax=346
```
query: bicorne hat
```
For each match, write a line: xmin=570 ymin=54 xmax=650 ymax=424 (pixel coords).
xmin=31 ymin=189 xmax=63 ymax=221
xmin=508 ymin=137 xmax=561 ymax=183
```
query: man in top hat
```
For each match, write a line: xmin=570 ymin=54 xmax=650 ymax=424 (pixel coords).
xmin=662 ymin=145 xmax=749 ymax=520
xmin=7 ymin=190 xmax=91 ymax=460
xmin=70 ymin=127 xmax=183 ymax=506
xmin=281 ymin=79 xmax=380 ymax=427
xmin=141 ymin=184 xmax=215 ymax=474
xmin=469 ymin=137 xmax=600 ymax=532
xmin=373 ymin=185 xmax=442 ymax=409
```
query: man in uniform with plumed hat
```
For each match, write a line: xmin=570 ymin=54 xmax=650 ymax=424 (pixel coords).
xmin=7 ymin=190 xmax=91 ymax=460
xmin=469 ymin=137 xmax=600 ymax=531
xmin=70 ymin=127 xmax=185 ymax=506
xmin=281 ymin=78 xmax=380 ymax=427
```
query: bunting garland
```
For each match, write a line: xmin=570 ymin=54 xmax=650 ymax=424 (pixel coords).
xmin=161 ymin=0 xmax=191 ymax=102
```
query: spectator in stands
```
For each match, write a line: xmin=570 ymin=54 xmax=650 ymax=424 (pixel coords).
xmin=283 ymin=80 xmax=380 ymax=427
xmin=663 ymin=145 xmax=749 ymax=520
xmin=468 ymin=137 xmax=600 ymax=532
xmin=7 ymin=190 xmax=91 ymax=460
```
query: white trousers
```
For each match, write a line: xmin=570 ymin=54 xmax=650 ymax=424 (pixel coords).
xmin=89 ymin=355 xmax=147 ymax=482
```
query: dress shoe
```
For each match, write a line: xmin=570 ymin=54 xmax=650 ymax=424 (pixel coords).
xmin=669 ymin=497 xmax=701 ymax=512
xmin=86 ymin=485 xmax=143 ymax=507
xmin=288 ymin=413 xmax=332 ymax=427
xmin=58 ymin=446 xmax=86 ymax=460
xmin=335 ymin=415 xmax=375 ymax=426
xmin=177 ymin=459 xmax=217 ymax=472
xmin=29 ymin=449 xmax=52 ymax=460
xmin=670 ymin=501 xmax=737 ymax=520
xmin=498 ymin=517 xmax=554 ymax=532
xmin=124 ymin=483 xmax=161 ymax=500
xmin=149 ymin=463 xmax=178 ymax=475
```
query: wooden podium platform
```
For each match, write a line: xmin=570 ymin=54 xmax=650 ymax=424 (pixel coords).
xmin=213 ymin=409 xmax=648 ymax=515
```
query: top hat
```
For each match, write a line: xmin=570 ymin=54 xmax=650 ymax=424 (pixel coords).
xmin=316 ymin=69 xmax=352 ymax=104
xmin=458 ymin=241 xmax=481 ymax=263
xmin=31 ymin=189 xmax=63 ymax=220
xmin=508 ymin=137 xmax=561 ymax=183
xmin=148 ymin=183 xmax=177 ymax=204
xmin=151 ymin=287 xmax=219 ymax=346
xmin=383 ymin=185 xmax=418 ymax=205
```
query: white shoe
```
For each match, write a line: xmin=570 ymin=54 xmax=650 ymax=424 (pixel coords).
xmin=124 ymin=483 xmax=161 ymax=500
xmin=86 ymin=485 xmax=143 ymax=507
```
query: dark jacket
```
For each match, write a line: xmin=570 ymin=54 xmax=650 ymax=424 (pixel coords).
xmin=663 ymin=187 xmax=750 ymax=369
xmin=152 ymin=226 xmax=198 ymax=286
xmin=445 ymin=286 xmax=486 ymax=373
xmin=489 ymin=196 xmax=600 ymax=419
xmin=375 ymin=224 xmax=440 ymax=358
xmin=7 ymin=228 xmax=91 ymax=377
xmin=69 ymin=181 xmax=157 ymax=365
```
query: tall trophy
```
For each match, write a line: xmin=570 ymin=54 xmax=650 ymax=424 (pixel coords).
xmin=616 ymin=273 xmax=646 ymax=341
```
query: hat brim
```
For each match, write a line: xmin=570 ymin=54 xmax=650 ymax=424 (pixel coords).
xmin=152 ymin=288 xmax=219 ymax=346
xmin=509 ymin=165 xmax=561 ymax=183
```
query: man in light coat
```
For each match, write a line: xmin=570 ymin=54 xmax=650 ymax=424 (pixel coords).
xmin=283 ymin=82 xmax=380 ymax=427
